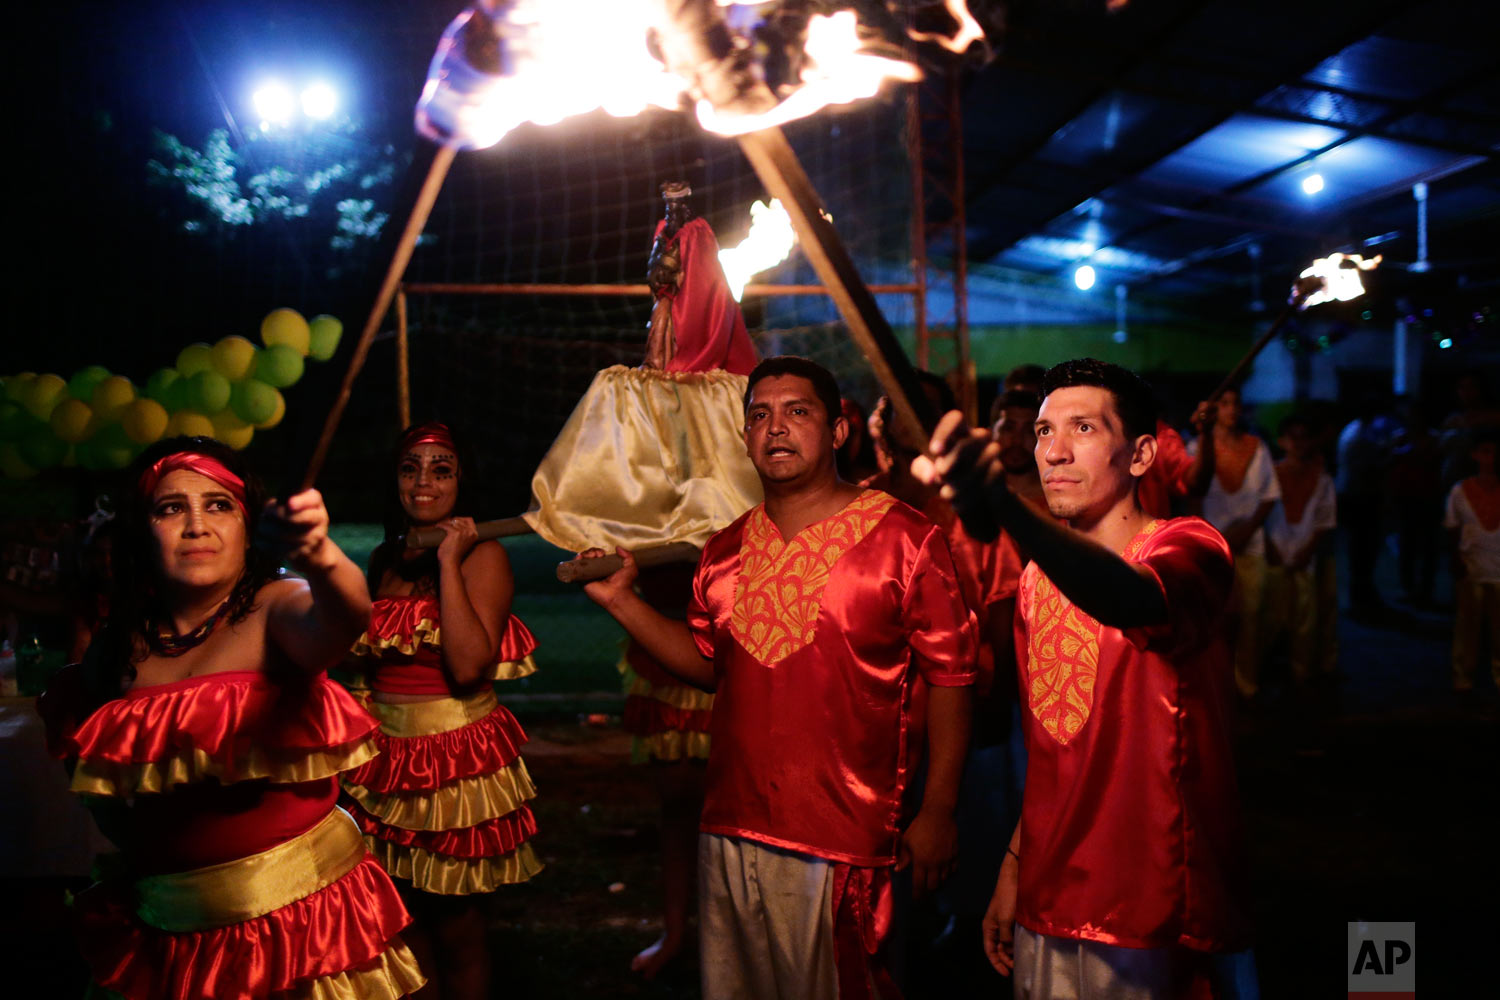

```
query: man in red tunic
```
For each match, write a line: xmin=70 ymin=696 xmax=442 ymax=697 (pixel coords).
xmin=915 ymin=358 xmax=1256 ymax=998
xmin=580 ymin=356 xmax=976 ymax=998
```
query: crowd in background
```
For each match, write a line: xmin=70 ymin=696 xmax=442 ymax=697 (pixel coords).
xmin=833 ymin=366 xmax=1500 ymax=703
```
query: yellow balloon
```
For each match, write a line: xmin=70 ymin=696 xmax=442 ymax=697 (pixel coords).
xmin=0 ymin=442 xmax=38 ymax=479
xmin=25 ymin=373 xmax=68 ymax=421
xmin=176 ymin=343 xmax=215 ymax=377
xmin=261 ymin=308 xmax=311 ymax=356
xmin=49 ymin=397 xmax=96 ymax=443
xmin=121 ymin=398 xmax=170 ymax=445
xmin=91 ymin=375 xmax=137 ymax=421
xmin=4 ymin=373 xmax=37 ymax=404
xmin=211 ymin=335 xmax=259 ymax=380
xmin=210 ymin=410 xmax=255 ymax=450
xmin=165 ymin=410 xmax=215 ymax=439
xmin=255 ymin=388 xmax=286 ymax=429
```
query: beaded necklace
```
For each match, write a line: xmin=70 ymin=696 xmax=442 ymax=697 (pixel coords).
xmin=148 ymin=597 xmax=234 ymax=657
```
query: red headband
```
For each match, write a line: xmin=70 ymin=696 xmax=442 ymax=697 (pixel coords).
xmin=400 ymin=422 xmax=457 ymax=455
xmin=138 ymin=453 xmax=249 ymax=519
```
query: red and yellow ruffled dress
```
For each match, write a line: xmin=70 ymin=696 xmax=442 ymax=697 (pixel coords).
xmin=341 ymin=596 xmax=543 ymax=894
xmin=49 ymin=670 xmax=425 ymax=1000
xmin=618 ymin=640 xmax=712 ymax=763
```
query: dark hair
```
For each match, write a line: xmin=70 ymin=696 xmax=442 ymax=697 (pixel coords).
xmin=366 ymin=423 xmax=484 ymax=595
xmin=1004 ymin=364 xmax=1046 ymax=392
xmin=1040 ymin=358 xmax=1158 ymax=441
xmin=93 ymin=436 xmax=276 ymax=693
xmin=1278 ymin=411 xmax=1314 ymax=437
xmin=744 ymin=356 xmax=842 ymax=427
xmin=988 ymin=389 xmax=1040 ymax=427
xmin=914 ymin=370 xmax=958 ymax=417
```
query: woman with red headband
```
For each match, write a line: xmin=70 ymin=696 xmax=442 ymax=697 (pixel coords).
xmin=340 ymin=422 xmax=541 ymax=1000
xmin=41 ymin=436 xmax=425 ymax=999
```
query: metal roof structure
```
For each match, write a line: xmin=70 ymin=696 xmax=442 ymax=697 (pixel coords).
xmin=952 ymin=0 xmax=1498 ymax=308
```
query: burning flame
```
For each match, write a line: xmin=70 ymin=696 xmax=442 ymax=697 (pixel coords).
xmin=697 ymin=12 xmax=922 ymax=136
xmin=1297 ymin=253 xmax=1382 ymax=309
xmin=718 ymin=199 xmax=798 ymax=301
xmin=417 ymin=2 xmax=980 ymax=151
xmin=906 ymin=1 xmax=987 ymax=54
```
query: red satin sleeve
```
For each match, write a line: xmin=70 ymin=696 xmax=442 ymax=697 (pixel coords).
xmin=901 ymin=526 xmax=979 ymax=686
xmin=1122 ymin=517 xmax=1234 ymax=655
xmin=686 ymin=544 xmax=718 ymax=661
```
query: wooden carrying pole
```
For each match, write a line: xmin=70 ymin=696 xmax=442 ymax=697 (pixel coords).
xmin=736 ymin=127 xmax=938 ymax=446
xmin=300 ymin=142 xmax=457 ymax=491
xmin=406 ymin=516 xmax=533 ymax=549
xmin=556 ymin=543 xmax=701 ymax=584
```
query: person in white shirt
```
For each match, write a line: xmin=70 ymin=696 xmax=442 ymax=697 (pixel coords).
xmin=1444 ymin=432 xmax=1500 ymax=692
xmin=1187 ymin=387 xmax=1280 ymax=698
xmin=1264 ymin=414 xmax=1338 ymax=683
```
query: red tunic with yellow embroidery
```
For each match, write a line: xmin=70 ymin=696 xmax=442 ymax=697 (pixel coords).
xmin=686 ymin=490 xmax=978 ymax=867
xmin=1014 ymin=517 xmax=1251 ymax=951
xmin=340 ymin=596 xmax=543 ymax=895
xmin=42 ymin=669 xmax=424 ymax=1000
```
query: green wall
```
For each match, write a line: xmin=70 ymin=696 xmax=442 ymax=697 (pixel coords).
xmin=964 ymin=323 xmax=1255 ymax=377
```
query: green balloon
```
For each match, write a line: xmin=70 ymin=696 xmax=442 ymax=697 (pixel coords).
xmin=230 ymin=379 xmax=279 ymax=425
xmin=308 ymin=315 xmax=343 ymax=361
xmin=146 ymin=368 xmax=181 ymax=403
xmin=73 ymin=438 xmax=101 ymax=471
xmin=19 ymin=427 xmax=67 ymax=469
xmin=0 ymin=402 xmax=26 ymax=441
xmin=160 ymin=377 xmax=190 ymax=413
xmin=255 ymin=345 xmax=305 ymax=389
xmin=188 ymin=370 xmax=232 ymax=414
xmin=92 ymin=423 xmax=138 ymax=470
xmin=68 ymin=365 xmax=112 ymax=401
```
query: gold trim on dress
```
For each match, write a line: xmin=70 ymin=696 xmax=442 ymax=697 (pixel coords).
xmin=135 ymin=808 xmax=367 ymax=931
xmin=633 ymin=730 xmax=712 ymax=764
xmin=292 ymin=938 xmax=427 ymax=1000
xmin=490 ymin=654 xmax=538 ymax=682
xmin=367 ymin=839 xmax=544 ymax=895
xmin=352 ymin=621 xmax=536 ymax=684
xmin=344 ymin=759 xmax=536 ymax=831
xmin=367 ymin=689 xmax=500 ymax=736
xmin=623 ymin=672 xmax=716 ymax=712
xmin=351 ymin=618 xmax=442 ymax=660
xmin=72 ymin=738 xmax=379 ymax=798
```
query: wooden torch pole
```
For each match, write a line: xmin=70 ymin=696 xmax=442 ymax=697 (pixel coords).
xmin=300 ymin=143 xmax=457 ymax=490
xmin=395 ymin=286 xmax=412 ymax=429
xmin=736 ymin=128 xmax=938 ymax=444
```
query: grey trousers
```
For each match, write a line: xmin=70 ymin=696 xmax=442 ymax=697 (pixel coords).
xmin=699 ymin=833 xmax=840 ymax=1000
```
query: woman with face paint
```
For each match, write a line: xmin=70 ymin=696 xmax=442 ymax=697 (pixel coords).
xmin=40 ymin=436 xmax=425 ymax=999
xmin=340 ymin=422 xmax=541 ymax=1000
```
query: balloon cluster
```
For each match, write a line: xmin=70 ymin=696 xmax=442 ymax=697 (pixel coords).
xmin=0 ymin=309 xmax=342 ymax=479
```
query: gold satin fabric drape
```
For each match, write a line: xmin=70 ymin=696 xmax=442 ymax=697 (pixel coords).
xmin=524 ymin=366 xmax=762 ymax=552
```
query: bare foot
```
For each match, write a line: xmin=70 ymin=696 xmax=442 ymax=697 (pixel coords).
xmin=630 ymin=932 xmax=683 ymax=980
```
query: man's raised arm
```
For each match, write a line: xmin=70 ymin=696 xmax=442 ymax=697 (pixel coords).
xmin=914 ymin=414 xmax=1167 ymax=631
